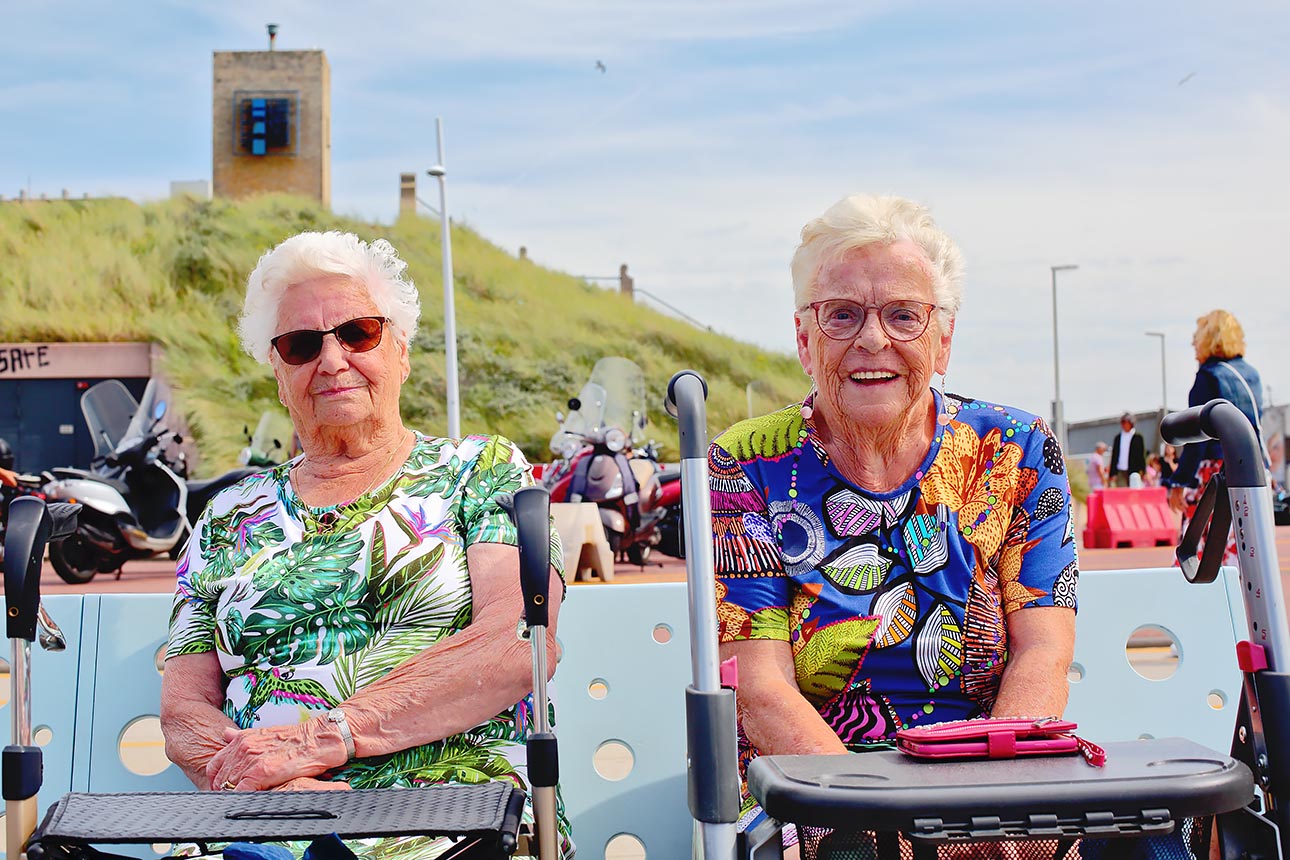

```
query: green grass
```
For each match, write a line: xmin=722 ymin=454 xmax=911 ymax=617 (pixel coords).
xmin=0 ymin=195 xmax=807 ymax=474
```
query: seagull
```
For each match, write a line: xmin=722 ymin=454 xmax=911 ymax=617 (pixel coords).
xmin=1177 ymin=71 xmax=1197 ymax=86
xmin=595 ymin=60 xmax=606 ymax=74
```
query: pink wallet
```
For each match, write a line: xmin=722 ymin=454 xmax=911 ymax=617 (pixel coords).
xmin=896 ymin=717 xmax=1105 ymax=766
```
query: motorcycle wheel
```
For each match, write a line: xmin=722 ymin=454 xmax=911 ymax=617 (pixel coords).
xmin=50 ymin=534 xmax=102 ymax=584
xmin=626 ymin=543 xmax=651 ymax=566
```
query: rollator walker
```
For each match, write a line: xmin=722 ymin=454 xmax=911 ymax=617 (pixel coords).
xmin=663 ymin=377 xmax=1290 ymax=860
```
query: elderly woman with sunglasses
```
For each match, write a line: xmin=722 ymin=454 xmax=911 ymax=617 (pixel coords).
xmin=711 ymin=195 xmax=1078 ymax=850
xmin=159 ymin=231 xmax=571 ymax=856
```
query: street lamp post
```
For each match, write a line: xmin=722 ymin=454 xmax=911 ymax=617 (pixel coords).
xmin=1050 ymin=264 xmax=1078 ymax=453
xmin=1145 ymin=331 xmax=1167 ymax=415
xmin=427 ymin=117 xmax=461 ymax=439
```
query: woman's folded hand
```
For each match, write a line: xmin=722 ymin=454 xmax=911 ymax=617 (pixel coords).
xmin=207 ymin=718 xmax=347 ymax=791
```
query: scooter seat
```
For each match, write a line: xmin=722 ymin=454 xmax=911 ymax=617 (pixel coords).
xmin=49 ymin=468 xmax=131 ymax=498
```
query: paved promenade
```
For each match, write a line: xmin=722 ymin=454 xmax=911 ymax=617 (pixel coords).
xmin=35 ymin=525 xmax=1290 ymax=596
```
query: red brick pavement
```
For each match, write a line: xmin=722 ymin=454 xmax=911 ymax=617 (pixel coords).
xmin=36 ymin=526 xmax=1290 ymax=594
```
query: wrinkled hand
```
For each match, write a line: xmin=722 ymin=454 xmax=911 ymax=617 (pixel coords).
xmin=206 ymin=720 xmax=340 ymax=792
xmin=1168 ymin=486 xmax=1186 ymax=514
xmin=272 ymin=777 xmax=352 ymax=792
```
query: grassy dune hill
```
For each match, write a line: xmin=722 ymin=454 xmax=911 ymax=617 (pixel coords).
xmin=0 ymin=195 xmax=806 ymax=474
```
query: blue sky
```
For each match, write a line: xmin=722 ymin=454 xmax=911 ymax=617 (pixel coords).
xmin=4 ymin=1 xmax=1289 ymax=432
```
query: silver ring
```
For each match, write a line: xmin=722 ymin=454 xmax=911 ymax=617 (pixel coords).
xmin=221 ymin=780 xmax=237 ymax=791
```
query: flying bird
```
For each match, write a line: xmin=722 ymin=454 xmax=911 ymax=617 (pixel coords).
xmin=1177 ymin=71 xmax=1197 ymax=86
xmin=595 ymin=60 xmax=606 ymax=74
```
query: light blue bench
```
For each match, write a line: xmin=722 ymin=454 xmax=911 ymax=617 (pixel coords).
xmin=0 ymin=568 xmax=1248 ymax=859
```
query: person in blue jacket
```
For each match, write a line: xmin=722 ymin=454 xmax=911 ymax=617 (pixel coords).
xmin=1166 ymin=309 xmax=1266 ymax=566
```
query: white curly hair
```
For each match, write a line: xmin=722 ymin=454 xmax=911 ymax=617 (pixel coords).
xmin=790 ymin=194 xmax=964 ymax=325
xmin=239 ymin=231 xmax=421 ymax=363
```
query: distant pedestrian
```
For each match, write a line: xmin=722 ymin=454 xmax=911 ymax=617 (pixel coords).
xmin=1145 ymin=454 xmax=1163 ymax=487
xmin=1109 ymin=413 xmax=1146 ymax=487
xmin=1160 ymin=445 xmax=1177 ymax=485
xmin=1166 ymin=309 xmax=1266 ymax=567
xmin=1086 ymin=441 xmax=1109 ymax=490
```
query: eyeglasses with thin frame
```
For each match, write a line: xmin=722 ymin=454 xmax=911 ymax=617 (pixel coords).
xmin=271 ymin=316 xmax=389 ymax=366
xmin=805 ymin=299 xmax=939 ymax=342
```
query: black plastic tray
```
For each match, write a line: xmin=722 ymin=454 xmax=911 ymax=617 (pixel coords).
xmin=749 ymin=737 xmax=1254 ymax=840
xmin=30 ymin=783 xmax=524 ymax=845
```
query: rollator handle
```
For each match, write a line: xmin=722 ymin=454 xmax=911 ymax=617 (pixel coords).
xmin=509 ymin=486 xmax=552 ymax=629
xmin=1161 ymin=399 xmax=1266 ymax=488
xmin=665 ymin=370 xmax=709 ymax=460
xmin=5 ymin=499 xmax=81 ymax=643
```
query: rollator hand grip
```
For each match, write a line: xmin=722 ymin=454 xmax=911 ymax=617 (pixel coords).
xmin=665 ymin=371 xmax=710 ymax=460
xmin=1161 ymin=400 xmax=1224 ymax=445
xmin=1161 ymin=399 xmax=1267 ymax=488
xmin=507 ymin=486 xmax=551 ymax=629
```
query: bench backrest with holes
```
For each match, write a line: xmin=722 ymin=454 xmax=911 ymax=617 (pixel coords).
xmin=0 ymin=569 xmax=1247 ymax=859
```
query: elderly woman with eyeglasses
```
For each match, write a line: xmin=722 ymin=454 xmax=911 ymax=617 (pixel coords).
xmin=711 ymin=195 xmax=1078 ymax=849
xmin=159 ymin=231 xmax=571 ymax=857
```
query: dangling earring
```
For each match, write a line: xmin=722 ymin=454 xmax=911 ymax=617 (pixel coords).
xmin=800 ymin=384 xmax=816 ymax=420
xmin=936 ymin=374 xmax=951 ymax=426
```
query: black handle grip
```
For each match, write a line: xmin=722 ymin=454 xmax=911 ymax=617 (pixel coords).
xmin=1160 ymin=399 xmax=1266 ymax=488
xmin=508 ymin=485 xmax=552 ymax=629
xmin=5 ymin=496 xmax=52 ymax=642
xmin=1160 ymin=401 xmax=1219 ymax=446
xmin=665 ymin=371 xmax=710 ymax=460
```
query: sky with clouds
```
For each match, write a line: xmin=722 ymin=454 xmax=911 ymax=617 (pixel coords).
xmin=4 ymin=1 xmax=1288 ymax=438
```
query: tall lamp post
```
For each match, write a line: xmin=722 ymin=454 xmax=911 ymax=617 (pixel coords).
xmin=1145 ymin=331 xmax=1167 ymax=415
xmin=1050 ymin=264 xmax=1078 ymax=453
xmin=427 ymin=117 xmax=461 ymax=439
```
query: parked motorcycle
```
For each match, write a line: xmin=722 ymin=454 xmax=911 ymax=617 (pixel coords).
xmin=543 ymin=357 xmax=670 ymax=565
xmin=41 ymin=379 xmax=260 ymax=583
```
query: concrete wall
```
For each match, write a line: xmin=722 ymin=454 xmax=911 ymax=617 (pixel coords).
xmin=212 ymin=50 xmax=330 ymax=207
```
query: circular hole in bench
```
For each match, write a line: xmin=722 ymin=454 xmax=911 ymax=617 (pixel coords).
xmin=606 ymin=833 xmax=646 ymax=859
xmin=1126 ymin=624 xmax=1179 ymax=680
xmin=594 ymin=740 xmax=634 ymax=781
xmin=1139 ymin=733 xmax=1155 ymax=740
xmin=652 ymin=624 xmax=672 ymax=644
xmin=1208 ymin=689 xmax=1228 ymax=710
xmin=152 ymin=845 xmax=174 ymax=856
xmin=120 ymin=716 xmax=170 ymax=776
xmin=155 ymin=645 xmax=167 ymax=675
xmin=1067 ymin=662 xmax=1085 ymax=683
xmin=34 ymin=726 xmax=53 ymax=747
xmin=588 ymin=678 xmax=609 ymax=700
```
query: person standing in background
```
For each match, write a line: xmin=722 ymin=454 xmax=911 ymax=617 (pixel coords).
xmin=1109 ymin=413 xmax=1146 ymax=487
xmin=1086 ymin=441 xmax=1109 ymax=490
xmin=1166 ymin=309 xmax=1266 ymax=568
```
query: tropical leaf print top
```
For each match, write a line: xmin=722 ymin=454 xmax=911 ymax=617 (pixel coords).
xmin=166 ymin=433 xmax=569 ymax=841
xmin=710 ymin=391 xmax=1078 ymax=776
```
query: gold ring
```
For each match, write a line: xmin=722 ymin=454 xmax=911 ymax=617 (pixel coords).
xmin=221 ymin=780 xmax=237 ymax=791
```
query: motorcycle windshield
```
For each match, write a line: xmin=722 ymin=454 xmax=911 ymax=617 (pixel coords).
xmin=552 ymin=357 xmax=648 ymax=448
xmin=80 ymin=380 xmax=140 ymax=460
xmin=587 ymin=356 xmax=647 ymax=445
xmin=122 ymin=379 xmax=161 ymax=446
xmin=250 ymin=411 xmax=295 ymax=463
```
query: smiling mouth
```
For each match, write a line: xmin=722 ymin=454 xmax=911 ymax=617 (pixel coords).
xmin=849 ymin=371 xmax=899 ymax=383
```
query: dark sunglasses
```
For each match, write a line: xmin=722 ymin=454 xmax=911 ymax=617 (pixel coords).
xmin=271 ymin=316 xmax=389 ymax=366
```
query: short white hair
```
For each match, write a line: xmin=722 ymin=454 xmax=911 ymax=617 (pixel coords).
xmin=239 ymin=231 xmax=421 ymax=363
xmin=790 ymin=195 xmax=964 ymax=323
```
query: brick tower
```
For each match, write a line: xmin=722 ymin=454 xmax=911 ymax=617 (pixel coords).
xmin=212 ymin=33 xmax=331 ymax=207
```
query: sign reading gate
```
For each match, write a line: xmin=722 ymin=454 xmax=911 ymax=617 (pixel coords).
xmin=0 ymin=343 xmax=153 ymax=379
